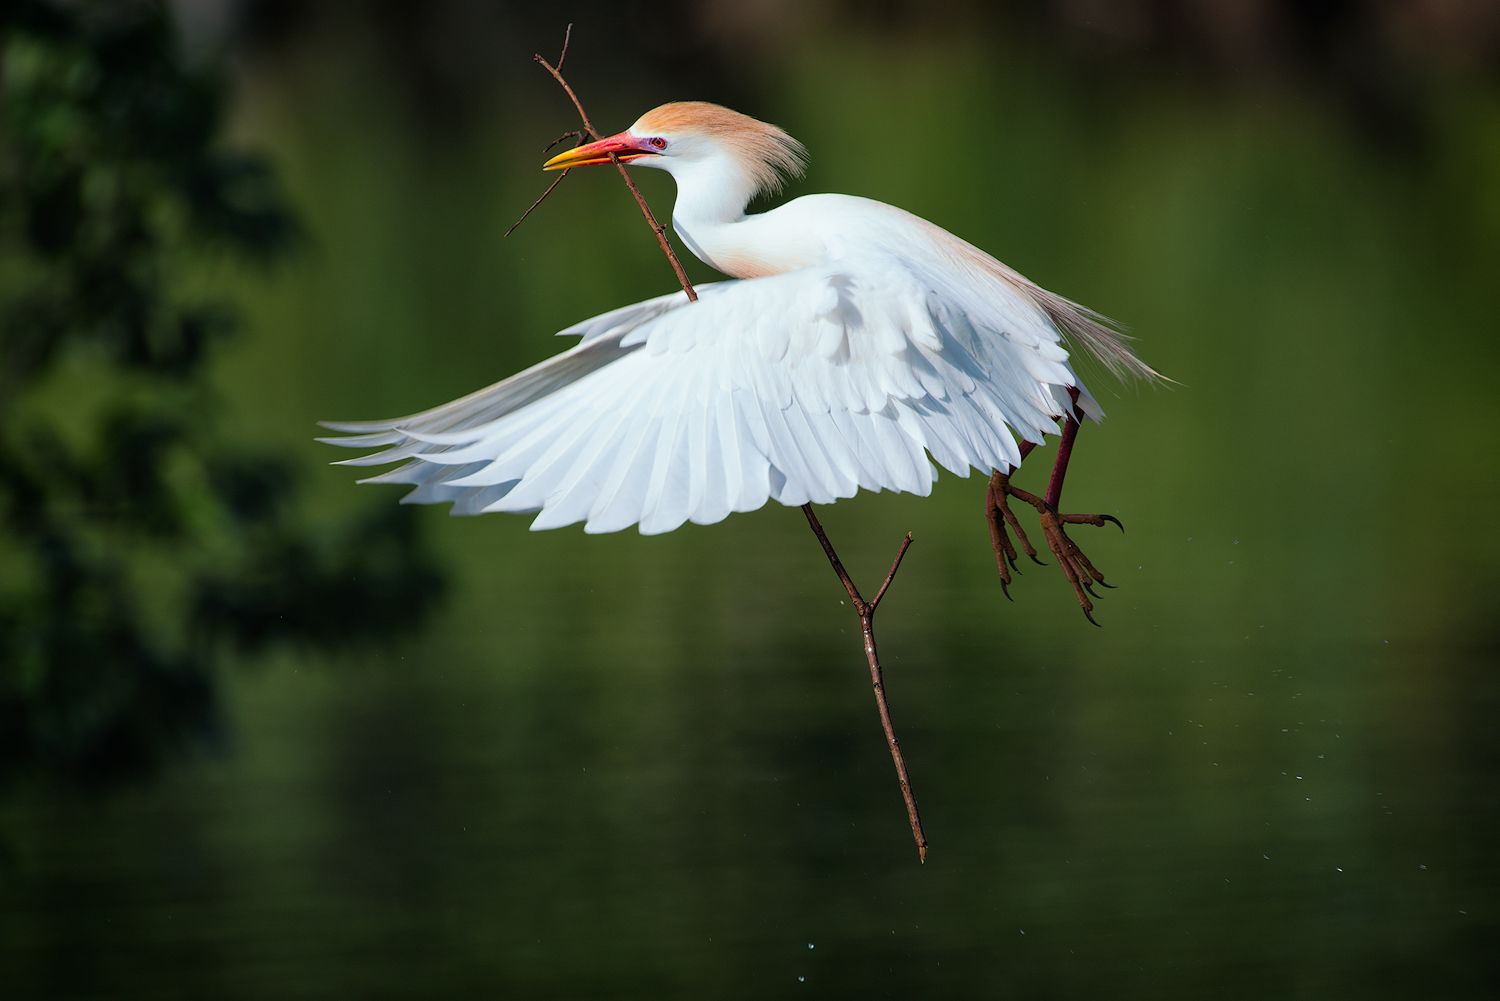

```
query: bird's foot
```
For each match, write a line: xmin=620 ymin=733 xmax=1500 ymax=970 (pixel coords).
xmin=985 ymin=470 xmax=1123 ymax=626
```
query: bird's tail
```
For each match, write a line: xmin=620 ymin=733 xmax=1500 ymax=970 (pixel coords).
xmin=1027 ymin=285 xmax=1168 ymax=385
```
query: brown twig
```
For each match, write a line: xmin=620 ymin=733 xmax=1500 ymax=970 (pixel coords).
xmin=802 ymin=504 xmax=928 ymax=863
xmin=505 ymin=169 xmax=570 ymax=238
xmin=533 ymin=28 xmax=698 ymax=301
xmin=555 ymin=22 xmax=572 ymax=72
xmin=533 ymin=27 xmax=923 ymax=860
xmin=506 ymin=130 xmax=592 ymax=239
xmin=544 ymin=129 xmax=587 ymax=153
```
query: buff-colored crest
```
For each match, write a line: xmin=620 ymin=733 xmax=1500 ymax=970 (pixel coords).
xmin=633 ymin=102 xmax=807 ymax=198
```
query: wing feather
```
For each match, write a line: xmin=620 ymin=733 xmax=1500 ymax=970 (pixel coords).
xmin=321 ymin=246 xmax=1100 ymax=534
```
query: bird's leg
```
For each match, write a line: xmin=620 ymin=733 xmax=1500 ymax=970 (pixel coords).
xmin=987 ymin=394 xmax=1123 ymax=625
xmin=1030 ymin=403 xmax=1122 ymax=624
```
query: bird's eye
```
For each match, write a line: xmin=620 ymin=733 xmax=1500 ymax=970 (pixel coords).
xmin=650 ymin=137 xmax=667 ymax=149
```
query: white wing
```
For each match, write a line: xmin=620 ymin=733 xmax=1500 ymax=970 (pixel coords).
xmin=319 ymin=250 xmax=1099 ymax=535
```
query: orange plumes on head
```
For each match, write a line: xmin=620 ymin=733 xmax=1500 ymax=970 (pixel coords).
xmin=632 ymin=102 xmax=807 ymax=199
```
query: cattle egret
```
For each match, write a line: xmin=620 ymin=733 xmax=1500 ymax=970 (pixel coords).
xmin=320 ymin=102 xmax=1159 ymax=619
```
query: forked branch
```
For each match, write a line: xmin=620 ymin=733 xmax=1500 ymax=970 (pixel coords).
xmin=802 ymin=504 xmax=927 ymax=862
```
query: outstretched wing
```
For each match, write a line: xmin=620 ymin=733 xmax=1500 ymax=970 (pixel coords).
xmin=319 ymin=251 xmax=1093 ymax=535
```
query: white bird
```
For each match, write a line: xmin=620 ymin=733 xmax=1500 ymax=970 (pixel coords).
xmin=320 ymin=102 xmax=1159 ymax=619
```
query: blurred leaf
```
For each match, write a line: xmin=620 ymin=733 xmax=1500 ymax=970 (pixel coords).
xmin=0 ymin=0 xmax=442 ymax=795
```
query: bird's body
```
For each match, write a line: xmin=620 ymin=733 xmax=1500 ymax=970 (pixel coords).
xmin=321 ymin=103 xmax=1155 ymax=538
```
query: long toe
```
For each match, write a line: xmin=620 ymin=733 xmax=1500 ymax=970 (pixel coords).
xmin=1060 ymin=512 xmax=1122 ymax=532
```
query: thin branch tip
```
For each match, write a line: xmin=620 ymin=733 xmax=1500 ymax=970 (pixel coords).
xmin=504 ymin=169 xmax=570 ymax=238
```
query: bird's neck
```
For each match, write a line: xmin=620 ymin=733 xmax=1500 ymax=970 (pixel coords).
xmin=669 ymin=158 xmax=754 ymax=226
xmin=665 ymin=161 xmax=812 ymax=280
xmin=667 ymin=159 xmax=750 ymax=267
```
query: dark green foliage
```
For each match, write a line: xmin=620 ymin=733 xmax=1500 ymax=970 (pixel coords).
xmin=194 ymin=501 xmax=446 ymax=654
xmin=0 ymin=1 xmax=445 ymax=793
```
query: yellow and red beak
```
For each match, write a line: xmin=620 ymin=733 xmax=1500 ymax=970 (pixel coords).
xmin=543 ymin=131 xmax=661 ymax=170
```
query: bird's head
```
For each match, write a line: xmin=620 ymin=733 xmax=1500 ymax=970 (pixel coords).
xmin=543 ymin=102 xmax=805 ymax=214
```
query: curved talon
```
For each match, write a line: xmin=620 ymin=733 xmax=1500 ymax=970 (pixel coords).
xmin=1082 ymin=581 xmax=1100 ymax=599
xmin=1082 ymin=608 xmax=1101 ymax=627
xmin=1099 ymin=514 xmax=1124 ymax=532
xmin=1029 ymin=554 xmax=1048 ymax=566
xmin=1097 ymin=580 xmax=1116 ymax=589
xmin=1000 ymin=581 xmax=1013 ymax=602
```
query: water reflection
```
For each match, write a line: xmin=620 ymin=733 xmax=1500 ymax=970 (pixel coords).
xmin=3 ymin=2 xmax=1498 ymax=998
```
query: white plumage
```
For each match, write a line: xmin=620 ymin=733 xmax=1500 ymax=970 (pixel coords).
xmin=320 ymin=103 xmax=1154 ymax=535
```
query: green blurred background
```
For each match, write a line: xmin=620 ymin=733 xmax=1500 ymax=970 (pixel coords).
xmin=4 ymin=1 xmax=1499 ymax=997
